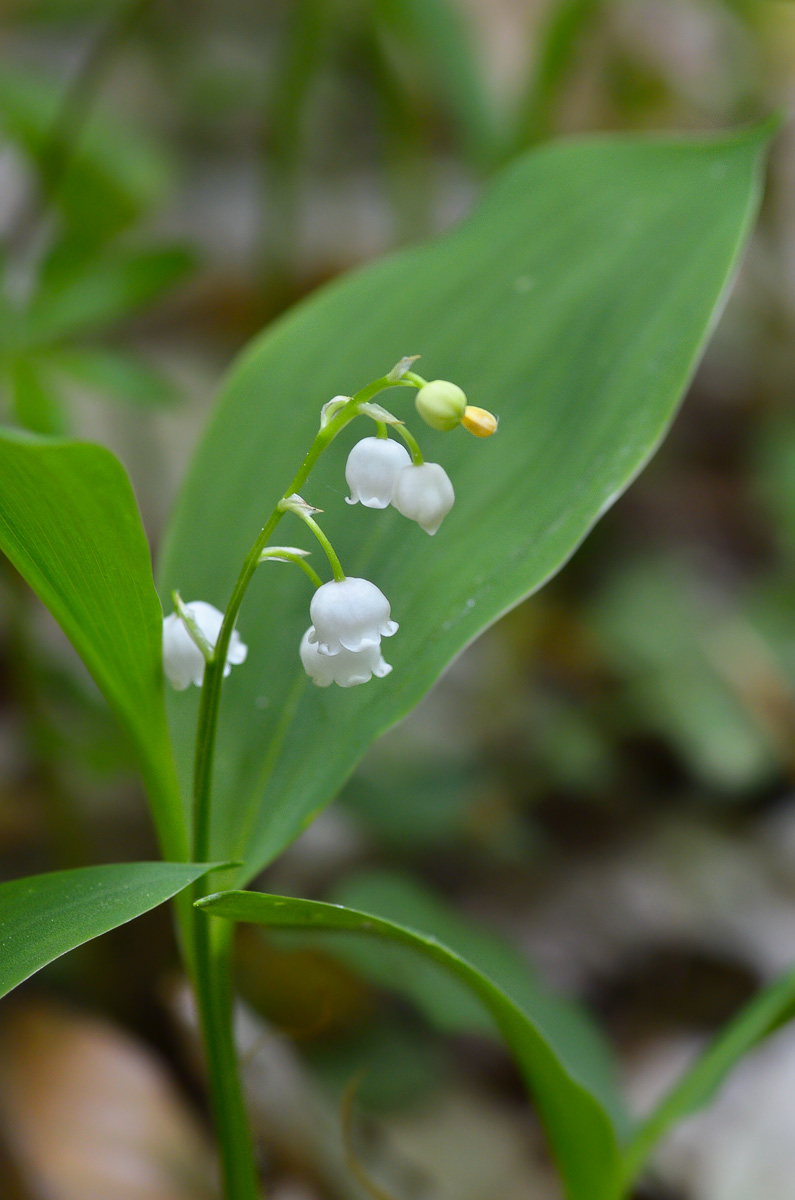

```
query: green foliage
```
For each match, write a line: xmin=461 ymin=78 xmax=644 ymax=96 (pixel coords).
xmin=0 ymin=61 xmax=192 ymax=429
xmin=0 ymin=66 xmax=172 ymax=242
xmin=9 ymin=356 xmax=67 ymax=435
xmin=588 ymin=558 xmax=781 ymax=791
xmin=0 ymin=432 xmax=184 ymax=857
xmin=44 ymin=345 xmax=181 ymax=409
xmin=159 ymin=128 xmax=769 ymax=883
xmin=330 ymin=869 xmax=627 ymax=1134
xmin=18 ymin=245 xmax=195 ymax=348
xmin=372 ymin=0 xmax=497 ymax=166
xmin=0 ymin=861 xmax=217 ymax=1000
xmin=622 ymin=965 xmax=795 ymax=1184
xmin=198 ymin=887 xmax=625 ymax=1200
xmin=0 ymin=241 xmax=193 ymax=430
xmin=340 ymin=758 xmax=486 ymax=849
xmin=511 ymin=0 xmax=606 ymax=150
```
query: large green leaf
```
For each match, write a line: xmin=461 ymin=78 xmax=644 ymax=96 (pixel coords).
xmin=622 ymin=966 xmax=795 ymax=1186
xmin=0 ymin=862 xmax=217 ymax=1000
xmin=198 ymin=888 xmax=624 ymax=1200
xmin=160 ymin=127 xmax=769 ymax=879
xmin=0 ymin=432 xmax=185 ymax=858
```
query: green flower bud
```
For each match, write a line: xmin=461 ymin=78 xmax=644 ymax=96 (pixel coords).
xmin=415 ymin=380 xmax=467 ymax=432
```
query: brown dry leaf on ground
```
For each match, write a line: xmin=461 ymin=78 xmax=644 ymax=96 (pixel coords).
xmin=0 ymin=1000 xmax=216 ymax=1200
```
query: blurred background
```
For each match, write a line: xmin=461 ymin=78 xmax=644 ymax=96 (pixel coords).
xmin=2 ymin=2 xmax=795 ymax=1198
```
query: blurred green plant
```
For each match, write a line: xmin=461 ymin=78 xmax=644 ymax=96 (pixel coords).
xmin=0 ymin=65 xmax=195 ymax=433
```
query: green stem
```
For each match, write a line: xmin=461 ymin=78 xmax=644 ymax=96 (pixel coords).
xmin=259 ymin=548 xmax=323 ymax=589
xmin=394 ymin=421 xmax=424 ymax=465
xmin=283 ymin=508 xmax=345 ymax=582
xmin=191 ymin=913 xmax=260 ymax=1200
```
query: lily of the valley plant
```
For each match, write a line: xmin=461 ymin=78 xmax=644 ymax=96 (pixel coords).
xmin=159 ymin=360 xmax=496 ymax=1198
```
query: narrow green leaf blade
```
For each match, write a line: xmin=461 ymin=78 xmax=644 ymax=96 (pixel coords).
xmin=373 ymin=0 xmax=498 ymax=165
xmin=198 ymin=889 xmax=624 ymax=1200
xmin=510 ymin=0 xmax=605 ymax=150
xmin=0 ymin=862 xmax=217 ymax=999
xmin=332 ymin=869 xmax=628 ymax=1136
xmin=159 ymin=128 xmax=769 ymax=880
xmin=622 ymin=967 xmax=795 ymax=1185
xmin=0 ymin=431 xmax=185 ymax=858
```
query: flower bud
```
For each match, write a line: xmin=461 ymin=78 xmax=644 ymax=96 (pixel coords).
xmin=300 ymin=628 xmax=392 ymax=688
xmin=391 ymin=462 xmax=454 ymax=535
xmin=414 ymin=380 xmax=467 ymax=432
xmin=162 ymin=601 xmax=247 ymax=690
xmin=462 ymin=405 xmax=498 ymax=438
xmin=345 ymin=436 xmax=411 ymax=508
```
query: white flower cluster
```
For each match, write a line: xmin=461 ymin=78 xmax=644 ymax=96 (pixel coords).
xmin=163 ymin=372 xmax=491 ymax=695
xmin=345 ymin=436 xmax=454 ymax=536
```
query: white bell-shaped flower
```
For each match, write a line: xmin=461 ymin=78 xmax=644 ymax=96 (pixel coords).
xmin=345 ymin=436 xmax=411 ymax=509
xmin=162 ymin=600 xmax=248 ymax=690
xmin=308 ymin=577 xmax=398 ymax=655
xmin=300 ymin=627 xmax=392 ymax=687
xmin=391 ymin=462 xmax=455 ymax=535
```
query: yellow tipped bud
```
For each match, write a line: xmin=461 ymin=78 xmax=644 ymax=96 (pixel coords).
xmin=462 ymin=406 xmax=498 ymax=438
xmin=415 ymin=380 xmax=467 ymax=432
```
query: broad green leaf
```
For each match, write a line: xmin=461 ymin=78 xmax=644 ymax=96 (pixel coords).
xmin=329 ymin=869 xmax=627 ymax=1135
xmin=198 ymin=888 xmax=625 ymax=1200
xmin=622 ymin=966 xmax=795 ymax=1186
xmin=0 ymin=862 xmax=217 ymax=1000
xmin=159 ymin=128 xmax=769 ymax=880
xmin=0 ymin=431 xmax=185 ymax=858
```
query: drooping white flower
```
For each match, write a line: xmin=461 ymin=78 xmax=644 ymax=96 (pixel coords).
xmin=162 ymin=600 xmax=247 ymax=690
xmin=308 ymin=577 xmax=398 ymax=655
xmin=345 ymin=436 xmax=411 ymax=509
xmin=300 ymin=627 xmax=392 ymax=688
xmin=391 ymin=462 xmax=455 ymax=535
